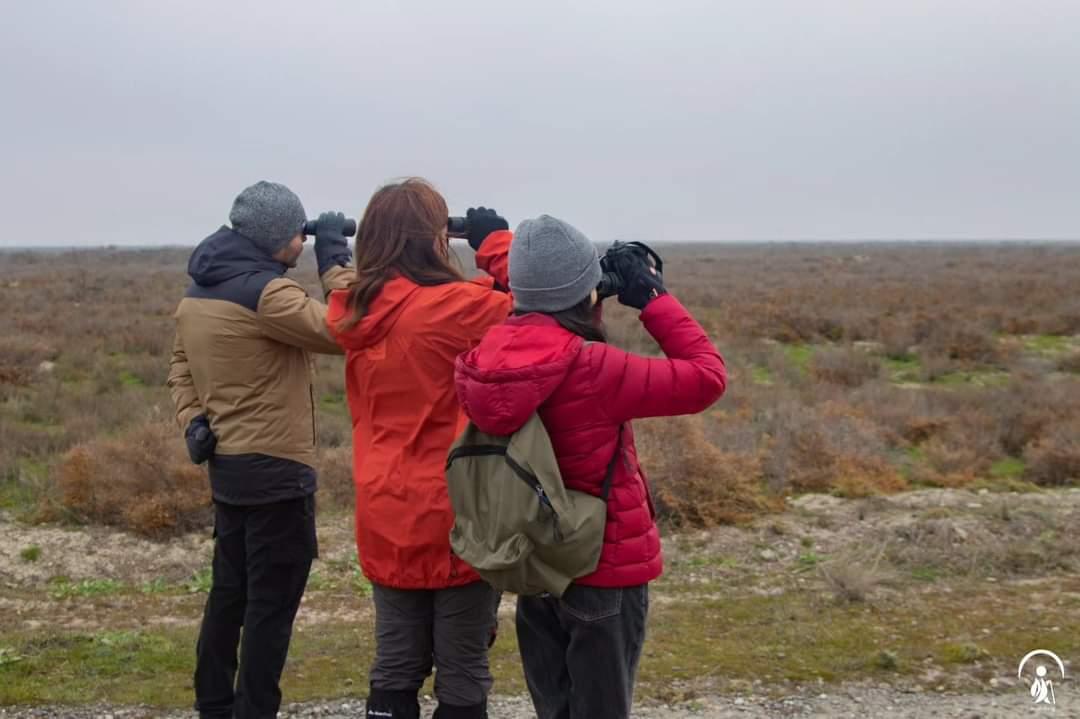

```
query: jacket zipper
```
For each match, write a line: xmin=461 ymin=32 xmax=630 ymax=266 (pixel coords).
xmin=309 ymin=384 xmax=316 ymax=446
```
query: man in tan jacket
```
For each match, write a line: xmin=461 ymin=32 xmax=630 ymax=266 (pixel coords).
xmin=167 ymin=180 xmax=353 ymax=719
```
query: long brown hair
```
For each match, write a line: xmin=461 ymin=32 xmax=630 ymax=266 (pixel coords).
xmin=337 ymin=178 xmax=464 ymax=331
xmin=516 ymin=295 xmax=607 ymax=343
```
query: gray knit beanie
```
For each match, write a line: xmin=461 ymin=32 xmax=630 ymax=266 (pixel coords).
xmin=228 ymin=181 xmax=307 ymax=256
xmin=509 ymin=215 xmax=602 ymax=313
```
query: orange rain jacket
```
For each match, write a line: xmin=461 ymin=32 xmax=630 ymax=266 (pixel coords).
xmin=325 ymin=232 xmax=512 ymax=589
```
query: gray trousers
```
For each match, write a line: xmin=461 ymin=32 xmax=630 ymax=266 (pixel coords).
xmin=370 ymin=581 xmax=500 ymax=707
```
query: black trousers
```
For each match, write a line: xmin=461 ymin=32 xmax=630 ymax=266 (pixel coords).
xmin=516 ymin=583 xmax=649 ymax=719
xmin=193 ymin=495 xmax=317 ymax=719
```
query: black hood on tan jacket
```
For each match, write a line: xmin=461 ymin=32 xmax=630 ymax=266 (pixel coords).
xmin=188 ymin=226 xmax=287 ymax=288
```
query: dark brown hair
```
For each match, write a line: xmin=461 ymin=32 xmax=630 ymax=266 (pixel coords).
xmin=337 ymin=178 xmax=463 ymax=331
xmin=517 ymin=295 xmax=607 ymax=343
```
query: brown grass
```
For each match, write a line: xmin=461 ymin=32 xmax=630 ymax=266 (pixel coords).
xmin=636 ymin=414 xmax=781 ymax=527
xmin=809 ymin=347 xmax=881 ymax=387
xmin=1025 ymin=420 xmax=1080 ymax=486
xmin=55 ymin=421 xmax=211 ymax=537
xmin=2 ymin=243 xmax=1078 ymax=534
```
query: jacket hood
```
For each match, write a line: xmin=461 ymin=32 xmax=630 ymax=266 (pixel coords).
xmin=188 ymin=226 xmax=287 ymax=287
xmin=326 ymin=276 xmax=426 ymax=350
xmin=455 ymin=314 xmax=584 ymax=435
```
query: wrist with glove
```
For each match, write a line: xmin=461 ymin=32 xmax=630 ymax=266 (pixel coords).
xmin=465 ymin=207 xmax=509 ymax=251
xmin=313 ymin=211 xmax=352 ymax=274
xmin=614 ymin=254 xmax=668 ymax=311
xmin=185 ymin=414 xmax=217 ymax=465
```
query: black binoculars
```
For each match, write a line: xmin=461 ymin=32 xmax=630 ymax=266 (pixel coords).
xmin=303 ymin=218 xmax=358 ymax=237
xmin=597 ymin=241 xmax=664 ymax=299
xmin=447 ymin=217 xmax=469 ymax=238
xmin=305 ymin=217 xmax=469 ymax=239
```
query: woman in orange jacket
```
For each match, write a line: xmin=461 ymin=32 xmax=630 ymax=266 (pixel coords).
xmin=325 ymin=178 xmax=512 ymax=719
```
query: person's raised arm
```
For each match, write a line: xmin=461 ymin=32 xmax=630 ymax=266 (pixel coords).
xmin=256 ymin=278 xmax=342 ymax=354
xmin=595 ymin=258 xmax=727 ymax=423
xmin=466 ymin=207 xmax=511 ymax=290
xmin=313 ymin=211 xmax=354 ymax=298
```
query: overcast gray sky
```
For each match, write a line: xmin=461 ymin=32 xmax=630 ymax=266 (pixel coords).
xmin=1 ymin=0 xmax=1078 ymax=246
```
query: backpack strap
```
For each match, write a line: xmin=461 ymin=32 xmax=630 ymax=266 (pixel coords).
xmin=599 ymin=424 xmax=624 ymax=503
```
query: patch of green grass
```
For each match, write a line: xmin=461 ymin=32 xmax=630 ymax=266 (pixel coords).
xmin=939 ymin=642 xmax=990 ymax=664
xmin=783 ymin=344 xmax=814 ymax=372
xmin=319 ymin=392 xmax=348 ymax=415
xmin=1021 ymin=334 xmax=1072 ymax=354
xmin=306 ymin=570 xmax=341 ymax=591
xmin=117 ymin=371 xmax=145 ymax=387
xmin=0 ymin=647 xmax=24 ymax=667
xmin=679 ymin=554 xmax=739 ymax=571
xmin=896 ymin=446 xmax=928 ymax=481
xmin=184 ymin=567 xmax=213 ymax=594
xmin=351 ymin=570 xmax=373 ymax=597
xmin=990 ymin=457 xmax=1026 ymax=480
xmin=874 ymin=650 xmax=899 ymax=671
xmin=0 ymin=481 xmax=37 ymax=513
xmin=19 ymin=546 xmax=41 ymax=563
xmin=47 ymin=578 xmax=126 ymax=600
xmin=911 ymin=566 xmax=942 ymax=582
xmin=3 ymin=578 xmax=1080 ymax=705
xmin=140 ymin=577 xmax=172 ymax=595
xmin=0 ymin=458 xmax=49 ymax=511
xmin=795 ymin=551 xmax=823 ymax=571
xmin=884 ymin=356 xmax=922 ymax=383
xmin=750 ymin=366 xmax=774 ymax=386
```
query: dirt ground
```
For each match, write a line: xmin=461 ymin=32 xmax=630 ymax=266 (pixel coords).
xmin=0 ymin=685 xmax=1073 ymax=718
xmin=2 ymin=487 xmax=1078 ymax=717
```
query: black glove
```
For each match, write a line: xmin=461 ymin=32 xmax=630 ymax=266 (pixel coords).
xmin=185 ymin=415 xmax=217 ymax=465
xmin=465 ymin=207 xmax=509 ymax=251
xmin=313 ymin=211 xmax=352 ymax=275
xmin=614 ymin=253 xmax=667 ymax=311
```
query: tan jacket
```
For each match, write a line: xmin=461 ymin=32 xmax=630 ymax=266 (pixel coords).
xmin=167 ymin=227 xmax=352 ymax=473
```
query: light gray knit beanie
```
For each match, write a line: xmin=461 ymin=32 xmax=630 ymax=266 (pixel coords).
xmin=509 ymin=215 xmax=602 ymax=313
xmin=228 ymin=181 xmax=307 ymax=256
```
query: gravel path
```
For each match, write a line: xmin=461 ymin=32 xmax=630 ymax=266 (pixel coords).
xmin=1 ymin=685 xmax=1074 ymax=719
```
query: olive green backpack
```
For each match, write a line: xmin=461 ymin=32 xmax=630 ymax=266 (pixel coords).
xmin=446 ymin=414 xmax=621 ymax=597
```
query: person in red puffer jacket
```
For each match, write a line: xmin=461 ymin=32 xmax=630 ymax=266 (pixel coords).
xmin=455 ymin=215 xmax=727 ymax=719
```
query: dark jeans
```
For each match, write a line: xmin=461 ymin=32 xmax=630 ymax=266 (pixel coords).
xmin=193 ymin=495 xmax=318 ymax=719
xmin=517 ymin=583 xmax=649 ymax=719
xmin=366 ymin=581 xmax=500 ymax=719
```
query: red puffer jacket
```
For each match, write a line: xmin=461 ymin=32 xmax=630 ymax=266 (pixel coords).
xmin=454 ymin=293 xmax=727 ymax=587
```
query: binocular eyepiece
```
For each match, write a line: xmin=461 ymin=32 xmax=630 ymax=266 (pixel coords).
xmin=447 ymin=217 xmax=468 ymax=238
xmin=303 ymin=218 xmax=358 ymax=237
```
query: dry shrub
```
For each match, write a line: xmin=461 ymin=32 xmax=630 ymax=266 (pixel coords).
xmin=56 ymin=420 xmax=210 ymax=537
xmin=636 ymin=415 xmax=779 ymax=527
xmin=819 ymin=552 xmax=895 ymax=602
xmin=921 ymin=323 xmax=1000 ymax=363
xmin=809 ymin=347 xmax=881 ymax=387
xmin=1025 ymin=421 xmax=1080 ymax=486
xmin=316 ymin=446 xmax=354 ymax=508
xmin=829 ymin=456 xmax=909 ymax=497
xmin=1059 ymin=352 xmax=1080 ymax=374
xmin=993 ymin=379 xmax=1076 ymax=455
xmin=879 ymin=321 xmax=919 ymax=359
xmin=761 ymin=401 xmax=906 ymax=496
